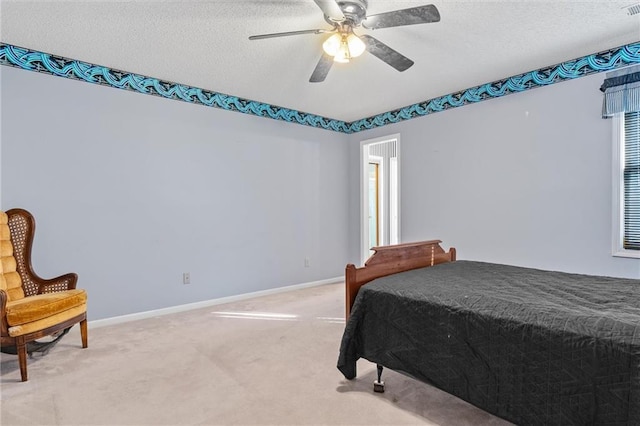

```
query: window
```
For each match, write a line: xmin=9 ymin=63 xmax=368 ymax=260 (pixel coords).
xmin=614 ymin=111 xmax=640 ymax=257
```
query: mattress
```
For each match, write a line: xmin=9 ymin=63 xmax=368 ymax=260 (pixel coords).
xmin=337 ymin=260 xmax=640 ymax=425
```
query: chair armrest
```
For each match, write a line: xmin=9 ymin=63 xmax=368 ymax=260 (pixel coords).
xmin=0 ymin=289 xmax=9 ymax=337
xmin=37 ymin=273 xmax=78 ymax=294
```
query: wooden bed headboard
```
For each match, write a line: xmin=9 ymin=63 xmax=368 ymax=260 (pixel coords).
xmin=345 ymin=240 xmax=456 ymax=318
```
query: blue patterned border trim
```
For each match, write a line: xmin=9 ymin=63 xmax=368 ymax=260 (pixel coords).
xmin=349 ymin=42 xmax=640 ymax=132
xmin=1 ymin=42 xmax=640 ymax=134
xmin=0 ymin=43 xmax=350 ymax=133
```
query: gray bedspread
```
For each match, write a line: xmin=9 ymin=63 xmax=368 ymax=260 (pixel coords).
xmin=337 ymin=261 xmax=640 ymax=425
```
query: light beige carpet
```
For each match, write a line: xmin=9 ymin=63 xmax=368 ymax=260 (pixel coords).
xmin=1 ymin=282 xmax=512 ymax=426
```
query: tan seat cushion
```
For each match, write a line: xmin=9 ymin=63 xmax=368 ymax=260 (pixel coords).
xmin=8 ymin=304 xmax=86 ymax=337
xmin=6 ymin=289 xmax=87 ymax=326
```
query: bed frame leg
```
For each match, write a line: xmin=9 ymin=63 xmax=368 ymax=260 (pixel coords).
xmin=373 ymin=364 xmax=385 ymax=393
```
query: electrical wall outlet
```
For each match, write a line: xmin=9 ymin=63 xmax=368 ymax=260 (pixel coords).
xmin=304 ymin=257 xmax=311 ymax=268
xmin=183 ymin=272 xmax=190 ymax=284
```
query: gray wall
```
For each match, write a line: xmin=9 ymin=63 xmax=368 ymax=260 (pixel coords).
xmin=1 ymin=66 xmax=351 ymax=320
xmin=2 ymin=62 xmax=638 ymax=324
xmin=349 ymin=72 xmax=640 ymax=279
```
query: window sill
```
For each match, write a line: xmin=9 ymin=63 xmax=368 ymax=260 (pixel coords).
xmin=613 ymin=249 xmax=640 ymax=259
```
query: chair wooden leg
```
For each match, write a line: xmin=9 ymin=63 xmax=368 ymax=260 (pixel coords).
xmin=80 ymin=319 xmax=88 ymax=348
xmin=16 ymin=338 xmax=28 ymax=382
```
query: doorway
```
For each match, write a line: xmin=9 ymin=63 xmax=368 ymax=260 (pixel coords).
xmin=360 ymin=135 xmax=400 ymax=264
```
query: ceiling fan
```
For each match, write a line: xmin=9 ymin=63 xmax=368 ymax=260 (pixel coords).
xmin=249 ymin=0 xmax=440 ymax=82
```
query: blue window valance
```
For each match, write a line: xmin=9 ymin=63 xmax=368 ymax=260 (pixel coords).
xmin=601 ymin=65 xmax=640 ymax=118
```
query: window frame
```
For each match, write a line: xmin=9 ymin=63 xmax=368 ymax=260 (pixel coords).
xmin=613 ymin=113 xmax=640 ymax=258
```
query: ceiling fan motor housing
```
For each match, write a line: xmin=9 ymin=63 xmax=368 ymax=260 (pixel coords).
xmin=326 ymin=0 xmax=368 ymax=26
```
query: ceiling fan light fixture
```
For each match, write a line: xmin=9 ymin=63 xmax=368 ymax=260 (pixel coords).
xmin=322 ymin=33 xmax=342 ymax=56
xmin=346 ymin=33 xmax=366 ymax=57
xmin=323 ymin=32 xmax=365 ymax=63
xmin=334 ymin=43 xmax=351 ymax=63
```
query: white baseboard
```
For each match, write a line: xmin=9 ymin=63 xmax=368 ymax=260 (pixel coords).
xmin=89 ymin=276 xmax=343 ymax=328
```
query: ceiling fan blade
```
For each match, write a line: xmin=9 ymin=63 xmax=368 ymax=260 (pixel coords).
xmin=362 ymin=4 xmax=440 ymax=30
xmin=312 ymin=0 xmax=344 ymax=21
xmin=309 ymin=53 xmax=334 ymax=83
xmin=360 ymin=35 xmax=414 ymax=72
xmin=249 ymin=28 xmax=331 ymax=40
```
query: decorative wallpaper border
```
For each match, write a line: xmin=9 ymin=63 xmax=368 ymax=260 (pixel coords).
xmin=1 ymin=42 xmax=640 ymax=134
xmin=348 ymin=42 xmax=640 ymax=132
xmin=0 ymin=44 xmax=350 ymax=133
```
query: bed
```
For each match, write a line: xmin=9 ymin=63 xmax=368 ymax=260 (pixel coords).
xmin=337 ymin=240 xmax=640 ymax=425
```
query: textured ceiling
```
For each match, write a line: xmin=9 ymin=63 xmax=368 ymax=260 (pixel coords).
xmin=1 ymin=0 xmax=639 ymax=122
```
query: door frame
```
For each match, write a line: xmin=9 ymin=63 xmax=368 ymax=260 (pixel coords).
xmin=360 ymin=134 xmax=401 ymax=265
xmin=367 ymin=155 xmax=384 ymax=249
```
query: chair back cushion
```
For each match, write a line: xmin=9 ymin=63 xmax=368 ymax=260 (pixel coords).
xmin=0 ymin=211 xmax=26 ymax=302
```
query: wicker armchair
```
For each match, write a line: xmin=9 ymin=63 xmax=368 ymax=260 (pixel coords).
xmin=0 ymin=208 xmax=87 ymax=381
